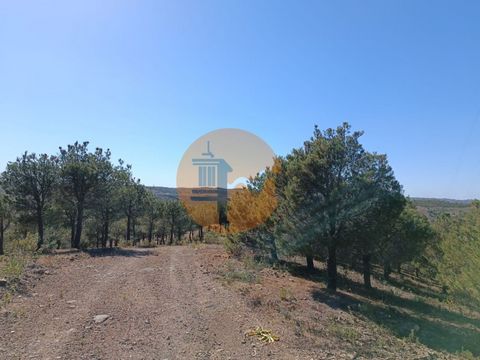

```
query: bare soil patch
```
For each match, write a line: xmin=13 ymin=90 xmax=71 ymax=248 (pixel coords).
xmin=0 ymin=246 xmax=310 ymax=359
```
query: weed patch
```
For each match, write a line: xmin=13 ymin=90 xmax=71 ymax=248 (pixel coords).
xmin=327 ymin=323 xmax=360 ymax=343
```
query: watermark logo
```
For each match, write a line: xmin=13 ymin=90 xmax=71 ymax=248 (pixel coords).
xmin=176 ymin=129 xmax=276 ymax=232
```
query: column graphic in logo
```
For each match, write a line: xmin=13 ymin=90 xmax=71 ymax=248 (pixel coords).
xmin=176 ymin=128 xmax=276 ymax=232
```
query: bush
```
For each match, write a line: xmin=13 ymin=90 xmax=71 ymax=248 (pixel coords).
xmin=4 ymin=233 xmax=37 ymax=255
xmin=44 ymin=227 xmax=69 ymax=250
xmin=434 ymin=204 xmax=480 ymax=306
xmin=221 ymin=260 xmax=258 ymax=284
xmin=224 ymin=234 xmax=245 ymax=258
xmin=203 ymin=231 xmax=226 ymax=245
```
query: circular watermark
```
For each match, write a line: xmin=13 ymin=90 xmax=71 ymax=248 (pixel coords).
xmin=176 ymin=128 xmax=277 ymax=232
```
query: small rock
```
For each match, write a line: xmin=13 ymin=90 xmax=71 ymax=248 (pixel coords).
xmin=93 ymin=314 xmax=110 ymax=324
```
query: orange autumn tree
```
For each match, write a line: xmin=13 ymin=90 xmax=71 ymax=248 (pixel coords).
xmin=182 ymin=200 xmax=219 ymax=240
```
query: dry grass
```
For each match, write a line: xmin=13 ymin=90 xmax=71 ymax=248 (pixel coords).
xmin=207 ymin=246 xmax=480 ymax=359
xmin=0 ymin=236 xmax=38 ymax=306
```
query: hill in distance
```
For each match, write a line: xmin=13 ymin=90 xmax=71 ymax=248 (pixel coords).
xmin=411 ymin=197 xmax=473 ymax=219
xmin=147 ymin=186 xmax=474 ymax=220
xmin=147 ymin=186 xmax=179 ymax=200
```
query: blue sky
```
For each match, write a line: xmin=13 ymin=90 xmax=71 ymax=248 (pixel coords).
xmin=1 ymin=0 xmax=479 ymax=199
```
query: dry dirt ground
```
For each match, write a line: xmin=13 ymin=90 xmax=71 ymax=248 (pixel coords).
xmin=0 ymin=245 xmax=476 ymax=360
xmin=0 ymin=246 xmax=316 ymax=360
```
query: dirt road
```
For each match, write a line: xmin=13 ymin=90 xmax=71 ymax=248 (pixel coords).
xmin=0 ymin=246 xmax=312 ymax=360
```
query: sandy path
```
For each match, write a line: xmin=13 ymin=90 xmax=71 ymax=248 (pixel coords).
xmin=0 ymin=246 xmax=310 ymax=360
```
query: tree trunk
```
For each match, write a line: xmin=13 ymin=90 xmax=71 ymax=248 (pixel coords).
xmin=383 ymin=262 xmax=391 ymax=281
xmin=0 ymin=217 xmax=4 ymax=256
xmin=70 ymin=216 xmax=76 ymax=248
xmin=36 ymin=209 xmax=45 ymax=250
xmin=73 ymin=203 xmax=84 ymax=249
xmin=362 ymin=254 xmax=372 ymax=289
xmin=148 ymin=222 xmax=153 ymax=243
xmin=169 ymin=225 xmax=174 ymax=245
xmin=397 ymin=263 xmax=402 ymax=274
xmin=327 ymin=245 xmax=337 ymax=291
xmin=132 ymin=218 xmax=136 ymax=245
xmin=306 ymin=255 xmax=315 ymax=272
xmin=126 ymin=213 xmax=131 ymax=242
xmin=270 ymin=238 xmax=279 ymax=263
xmin=103 ymin=212 xmax=109 ymax=248
xmin=199 ymin=226 xmax=204 ymax=242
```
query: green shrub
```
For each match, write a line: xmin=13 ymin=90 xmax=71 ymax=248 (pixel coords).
xmin=0 ymin=255 xmax=28 ymax=279
xmin=434 ymin=204 xmax=480 ymax=306
xmin=224 ymin=234 xmax=244 ymax=258
xmin=328 ymin=323 xmax=360 ymax=343
xmin=221 ymin=261 xmax=258 ymax=284
xmin=4 ymin=233 xmax=37 ymax=255
xmin=203 ymin=231 xmax=226 ymax=245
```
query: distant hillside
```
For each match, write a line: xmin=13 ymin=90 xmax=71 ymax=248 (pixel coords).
xmin=147 ymin=186 xmax=240 ymax=201
xmin=147 ymin=187 xmax=473 ymax=220
xmin=411 ymin=197 xmax=473 ymax=220
xmin=147 ymin=186 xmax=178 ymax=200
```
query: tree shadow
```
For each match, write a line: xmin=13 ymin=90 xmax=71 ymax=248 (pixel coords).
xmin=280 ymin=259 xmax=326 ymax=280
xmin=83 ymin=248 xmax=155 ymax=258
xmin=284 ymin=259 xmax=480 ymax=328
xmin=350 ymin=280 xmax=480 ymax=330
xmin=282 ymin=259 xmax=480 ymax=355
xmin=354 ymin=263 xmax=444 ymax=301
xmin=386 ymin=276 xmax=445 ymax=302
xmin=311 ymin=288 xmax=480 ymax=356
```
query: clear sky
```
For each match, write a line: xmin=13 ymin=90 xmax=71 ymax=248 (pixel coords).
xmin=1 ymin=0 xmax=479 ymax=199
